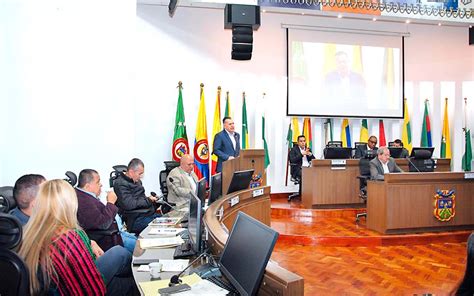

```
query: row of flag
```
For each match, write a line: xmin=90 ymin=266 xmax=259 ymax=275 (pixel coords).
xmin=286 ymin=98 xmax=472 ymax=171
xmin=171 ymin=82 xmax=271 ymax=183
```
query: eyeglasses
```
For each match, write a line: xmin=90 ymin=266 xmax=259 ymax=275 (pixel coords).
xmin=369 ymin=140 xmax=377 ymax=144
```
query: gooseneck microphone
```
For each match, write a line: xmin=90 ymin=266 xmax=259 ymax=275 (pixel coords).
xmin=169 ymin=251 xmax=208 ymax=286
xmin=407 ymin=157 xmax=421 ymax=172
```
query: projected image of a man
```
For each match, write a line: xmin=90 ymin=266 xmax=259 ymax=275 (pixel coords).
xmin=323 ymin=51 xmax=367 ymax=104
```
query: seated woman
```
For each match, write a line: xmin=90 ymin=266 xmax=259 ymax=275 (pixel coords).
xmin=19 ymin=179 xmax=137 ymax=295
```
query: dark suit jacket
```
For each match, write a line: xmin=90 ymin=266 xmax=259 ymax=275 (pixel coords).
xmin=355 ymin=145 xmax=377 ymax=159
xmin=212 ymin=129 xmax=241 ymax=173
xmin=324 ymin=71 xmax=367 ymax=101
xmin=289 ymin=145 xmax=315 ymax=179
xmin=369 ymin=157 xmax=403 ymax=180
xmin=75 ymin=188 xmax=123 ymax=251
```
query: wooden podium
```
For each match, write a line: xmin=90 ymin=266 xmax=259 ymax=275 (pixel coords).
xmin=221 ymin=149 xmax=266 ymax=194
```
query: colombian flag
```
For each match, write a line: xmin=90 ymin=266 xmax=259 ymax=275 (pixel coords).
xmin=341 ymin=119 xmax=351 ymax=148
xmin=194 ymin=84 xmax=210 ymax=183
xmin=210 ymin=87 xmax=221 ymax=175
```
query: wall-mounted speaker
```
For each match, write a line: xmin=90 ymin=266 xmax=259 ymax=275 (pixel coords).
xmin=225 ymin=4 xmax=260 ymax=61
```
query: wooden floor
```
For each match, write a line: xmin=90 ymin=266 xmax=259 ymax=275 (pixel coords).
xmin=269 ymin=195 xmax=470 ymax=295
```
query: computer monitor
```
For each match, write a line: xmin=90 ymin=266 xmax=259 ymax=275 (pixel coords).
xmin=187 ymin=192 xmax=202 ymax=253
xmin=227 ymin=169 xmax=255 ymax=194
xmin=219 ymin=212 xmax=279 ymax=296
xmin=208 ymin=173 xmax=222 ymax=207
xmin=195 ymin=178 xmax=207 ymax=205
xmin=410 ymin=147 xmax=435 ymax=159
xmin=388 ymin=147 xmax=403 ymax=158
xmin=323 ymin=147 xmax=353 ymax=159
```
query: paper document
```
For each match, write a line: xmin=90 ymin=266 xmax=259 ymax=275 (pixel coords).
xmin=139 ymin=237 xmax=184 ymax=249
xmin=159 ymin=259 xmax=189 ymax=272
xmin=148 ymin=227 xmax=186 ymax=235
xmin=139 ymin=273 xmax=201 ymax=296
xmin=172 ymin=279 xmax=228 ymax=295
xmin=149 ymin=217 xmax=182 ymax=226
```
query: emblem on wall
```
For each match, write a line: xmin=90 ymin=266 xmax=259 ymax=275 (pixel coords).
xmin=433 ymin=189 xmax=456 ymax=222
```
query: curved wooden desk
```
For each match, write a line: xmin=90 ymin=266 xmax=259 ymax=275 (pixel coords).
xmin=203 ymin=186 xmax=304 ymax=296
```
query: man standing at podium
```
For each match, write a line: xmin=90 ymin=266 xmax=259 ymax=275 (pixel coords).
xmin=370 ymin=147 xmax=403 ymax=180
xmin=212 ymin=117 xmax=241 ymax=173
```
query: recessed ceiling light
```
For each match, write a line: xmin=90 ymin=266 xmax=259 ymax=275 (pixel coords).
xmin=372 ymin=17 xmax=377 ymax=21
xmin=438 ymin=23 xmax=442 ymax=26
xmin=262 ymin=9 xmax=266 ymax=13
xmin=302 ymin=12 xmax=305 ymax=15
xmin=338 ymin=14 xmax=343 ymax=18
xmin=405 ymin=20 xmax=410 ymax=24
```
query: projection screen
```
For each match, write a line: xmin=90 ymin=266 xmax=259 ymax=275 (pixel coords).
xmin=287 ymin=27 xmax=405 ymax=118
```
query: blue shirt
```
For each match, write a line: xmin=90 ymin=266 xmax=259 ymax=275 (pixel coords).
xmin=9 ymin=208 xmax=30 ymax=225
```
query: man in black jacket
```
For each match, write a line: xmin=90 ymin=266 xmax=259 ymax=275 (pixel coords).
xmin=355 ymin=135 xmax=378 ymax=159
xmin=113 ymin=158 xmax=160 ymax=234
xmin=289 ymin=135 xmax=316 ymax=182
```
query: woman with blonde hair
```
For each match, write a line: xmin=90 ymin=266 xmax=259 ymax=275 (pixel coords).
xmin=19 ymin=179 xmax=136 ymax=295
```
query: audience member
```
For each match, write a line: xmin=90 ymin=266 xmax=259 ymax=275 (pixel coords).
xmin=355 ymin=135 xmax=378 ymax=159
xmin=370 ymin=147 xmax=403 ymax=180
xmin=289 ymin=135 xmax=315 ymax=182
xmin=76 ymin=169 xmax=137 ymax=253
xmin=10 ymin=174 xmax=45 ymax=225
xmin=213 ymin=117 xmax=241 ymax=173
xmin=166 ymin=154 xmax=199 ymax=208
xmin=19 ymin=179 xmax=137 ymax=295
xmin=113 ymin=158 xmax=160 ymax=234
xmin=392 ymin=139 xmax=410 ymax=158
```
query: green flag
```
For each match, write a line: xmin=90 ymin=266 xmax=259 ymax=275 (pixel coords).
xmin=225 ymin=91 xmax=231 ymax=117
xmin=171 ymin=82 xmax=189 ymax=162
xmin=286 ymin=123 xmax=293 ymax=150
xmin=462 ymin=98 xmax=472 ymax=171
xmin=262 ymin=115 xmax=270 ymax=169
xmin=242 ymin=93 xmax=249 ymax=149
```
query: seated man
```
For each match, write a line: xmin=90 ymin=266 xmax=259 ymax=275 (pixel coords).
xmin=76 ymin=169 xmax=137 ymax=252
xmin=370 ymin=147 xmax=403 ymax=180
xmin=289 ymin=135 xmax=315 ymax=182
xmin=113 ymin=158 xmax=160 ymax=234
xmin=166 ymin=154 xmax=199 ymax=209
xmin=392 ymin=139 xmax=410 ymax=158
xmin=10 ymin=174 xmax=46 ymax=225
xmin=355 ymin=135 xmax=378 ymax=159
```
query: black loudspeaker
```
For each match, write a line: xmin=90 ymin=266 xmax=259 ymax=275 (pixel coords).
xmin=469 ymin=27 xmax=474 ymax=45
xmin=225 ymin=4 xmax=260 ymax=61
xmin=224 ymin=4 xmax=260 ymax=30
xmin=232 ymin=26 xmax=253 ymax=60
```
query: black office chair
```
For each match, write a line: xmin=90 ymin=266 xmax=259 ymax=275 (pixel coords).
xmin=388 ymin=141 xmax=395 ymax=147
xmin=0 ymin=212 xmax=30 ymax=296
xmin=355 ymin=153 xmax=376 ymax=222
xmin=0 ymin=187 xmax=15 ymax=213
xmin=158 ymin=161 xmax=179 ymax=214
xmin=109 ymin=165 xmax=127 ymax=188
xmin=353 ymin=142 xmax=367 ymax=158
xmin=64 ymin=171 xmax=77 ymax=187
xmin=327 ymin=141 xmax=343 ymax=147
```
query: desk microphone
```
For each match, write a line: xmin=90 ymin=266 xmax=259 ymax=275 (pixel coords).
xmin=169 ymin=251 xmax=209 ymax=286
xmin=407 ymin=157 xmax=421 ymax=172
